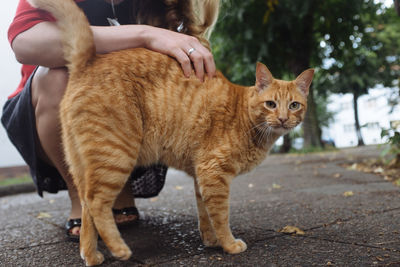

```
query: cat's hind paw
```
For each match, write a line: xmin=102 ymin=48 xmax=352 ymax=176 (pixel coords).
xmin=223 ymin=239 xmax=247 ymax=254
xmin=111 ymin=244 xmax=132 ymax=261
xmin=82 ymin=250 xmax=104 ymax=266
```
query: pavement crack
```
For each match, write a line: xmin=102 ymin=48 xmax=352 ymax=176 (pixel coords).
xmin=303 ymin=235 xmax=400 ymax=254
xmin=11 ymin=240 xmax=67 ymax=250
xmin=146 ymin=251 xmax=206 ymax=266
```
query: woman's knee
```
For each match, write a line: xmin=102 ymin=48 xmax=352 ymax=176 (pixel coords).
xmin=31 ymin=66 xmax=69 ymax=113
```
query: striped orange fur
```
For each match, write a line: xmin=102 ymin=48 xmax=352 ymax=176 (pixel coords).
xmin=28 ymin=0 xmax=314 ymax=265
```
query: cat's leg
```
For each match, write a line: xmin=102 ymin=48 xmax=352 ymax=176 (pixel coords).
xmin=83 ymin=158 xmax=135 ymax=262
xmin=196 ymin=165 xmax=247 ymax=254
xmin=80 ymin=203 xmax=104 ymax=266
xmin=194 ymin=180 xmax=219 ymax=247
xmin=62 ymin=131 xmax=104 ymax=266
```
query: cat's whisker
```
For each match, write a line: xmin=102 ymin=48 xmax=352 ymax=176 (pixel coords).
xmin=256 ymin=123 xmax=266 ymax=146
xmin=248 ymin=121 xmax=268 ymax=134
xmin=257 ymin=123 xmax=270 ymax=147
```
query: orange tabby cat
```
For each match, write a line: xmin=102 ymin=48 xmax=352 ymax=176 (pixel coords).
xmin=29 ymin=0 xmax=314 ymax=265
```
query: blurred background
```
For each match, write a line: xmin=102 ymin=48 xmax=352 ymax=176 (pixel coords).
xmin=211 ymin=0 xmax=399 ymax=158
xmin=0 ymin=1 xmax=24 ymax=167
xmin=0 ymin=0 xmax=399 ymax=170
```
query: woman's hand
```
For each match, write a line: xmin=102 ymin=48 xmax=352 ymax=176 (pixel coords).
xmin=142 ymin=25 xmax=216 ymax=81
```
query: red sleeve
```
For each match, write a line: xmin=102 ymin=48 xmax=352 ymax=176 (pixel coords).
xmin=7 ymin=0 xmax=84 ymax=99
xmin=8 ymin=0 xmax=55 ymax=45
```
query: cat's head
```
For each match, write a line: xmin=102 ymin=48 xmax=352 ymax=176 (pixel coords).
xmin=248 ymin=63 xmax=314 ymax=137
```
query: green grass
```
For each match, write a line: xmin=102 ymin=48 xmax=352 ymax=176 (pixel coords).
xmin=0 ymin=175 xmax=32 ymax=187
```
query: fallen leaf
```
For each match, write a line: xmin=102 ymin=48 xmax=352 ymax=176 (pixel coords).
xmin=333 ymin=173 xmax=341 ymax=178
xmin=343 ymin=191 xmax=354 ymax=197
xmin=272 ymin=183 xmax=282 ymax=189
xmin=49 ymin=199 xmax=55 ymax=204
xmin=278 ymin=225 xmax=305 ymax=235
xmin=384 ymin=176 xmax=392 ymax=181
xmin=175 ymin=186 xmax=183 ymax=190
xmin=374 ymin=167 xmax=384 ymax=174
xmin=37 ymin=212 xmax=51 ymax=219
xmin=349 ymin=163 xmax=358 ymax=170
xmin=248 ymin=183 xmax=254 ymax=188
xmin=376 ymin=256 xmax=384 ymax=262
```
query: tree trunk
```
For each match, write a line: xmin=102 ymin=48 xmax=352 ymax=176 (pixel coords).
xmin=303 ymin=88 xmax=322 ymax=147
xmin=395 ymin=0 xmax=400 ymax=16
xmin=352 ymin=92 xmax=365 ymax=146
xmin=288 ymin=0 xmax=322 ymax=148
xmin=279 ymin=134 xmax=292 ymax=153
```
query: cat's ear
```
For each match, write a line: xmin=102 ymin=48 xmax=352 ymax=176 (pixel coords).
xmin=256 ymin=62 xmax=274 ymax=92
xmin=295 ymin=69 xmax=314 ymax=96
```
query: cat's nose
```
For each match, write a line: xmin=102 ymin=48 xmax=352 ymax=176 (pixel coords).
xmin=278 ymin=118 xmax=288 ymax=124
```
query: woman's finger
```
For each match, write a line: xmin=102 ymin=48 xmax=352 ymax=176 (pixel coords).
xmin=196 ymin=45 xmax=216 ymax=79
xmin=187 ymin=46 xmax=205 ymax=81
xmin=171 ymin=48 xmax=192 ymax=78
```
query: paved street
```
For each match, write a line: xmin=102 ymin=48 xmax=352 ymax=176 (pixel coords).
xmin=1 ymin=146 xmax=399 ymax=266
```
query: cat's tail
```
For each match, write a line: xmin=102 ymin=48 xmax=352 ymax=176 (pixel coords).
xmin=27 ymin=0 xmax=95 ymax=75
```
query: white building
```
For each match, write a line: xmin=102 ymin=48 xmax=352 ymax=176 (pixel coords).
xmin=323 ymin=87 xmax=400 ymax=148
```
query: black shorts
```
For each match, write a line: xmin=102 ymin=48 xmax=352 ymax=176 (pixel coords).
xmin=1 ymin=68 xmax=167 ymax=198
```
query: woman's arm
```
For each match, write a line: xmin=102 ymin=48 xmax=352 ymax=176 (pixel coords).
xmin=12 ymin=22 xmax=215 ymax=80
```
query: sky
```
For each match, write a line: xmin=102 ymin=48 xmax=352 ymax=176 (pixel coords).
xmin=0 ymin=0 xmax=395 ymax=167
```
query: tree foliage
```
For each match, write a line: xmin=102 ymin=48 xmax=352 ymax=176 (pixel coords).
xmin=211 ymin=0 xmax=400 ymax=150
xmin=319 ymin=4 xmax=400 ymax=145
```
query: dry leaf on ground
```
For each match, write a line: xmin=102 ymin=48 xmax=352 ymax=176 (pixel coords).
xmin=278 ymin=225 xmax=305 ymax=235
xmin=343 ymin=191 xmax=354 ymax=197
xmin=37 ymin=212 xmax=51 ymax=219
xmin=272 ymin=183 xmax=282 ymax=189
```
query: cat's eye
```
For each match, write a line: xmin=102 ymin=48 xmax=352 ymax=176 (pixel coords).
xmin=289 ymin=102 xmax=300 ymax=110
xmin=265 ymin=101 xmax=277 ymax=109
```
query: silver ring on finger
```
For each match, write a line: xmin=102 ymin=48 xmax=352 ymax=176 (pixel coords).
xmin=188 ymin=47 xmax=196 ymax=56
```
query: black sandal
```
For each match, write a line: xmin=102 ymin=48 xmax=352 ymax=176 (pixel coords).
xmin=65 ymin=218 xmax=81 ymax=242
xmin=113 ymin=207 xmax=140 ymax=226
xmin=65 ymin=207 xmax=138 ymax=241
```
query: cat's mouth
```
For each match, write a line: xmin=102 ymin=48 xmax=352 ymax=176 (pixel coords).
xmin=271 ymin=124 xmax=292 ymax=133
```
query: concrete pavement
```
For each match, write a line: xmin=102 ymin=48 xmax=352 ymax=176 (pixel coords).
xmin=1 ymin=145 xmax=400 ymax=266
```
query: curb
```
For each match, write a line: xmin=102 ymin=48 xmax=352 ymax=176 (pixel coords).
xmin=0 ymin=183 xmax=36 ymax=197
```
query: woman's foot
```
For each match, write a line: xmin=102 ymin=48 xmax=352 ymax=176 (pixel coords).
xmin=66 ymin=183 xmax=83 ymax=238
xmin=66 ymin=183 xmax=138 ymax=239
xmin=113 ymin=184 xmax=139 ymax=224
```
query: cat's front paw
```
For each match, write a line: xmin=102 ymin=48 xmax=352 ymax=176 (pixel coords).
xmin=200 ymin=228 xmax=219 ymax=247
xmin=223 ymin=239 xmax=247 ymax=254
